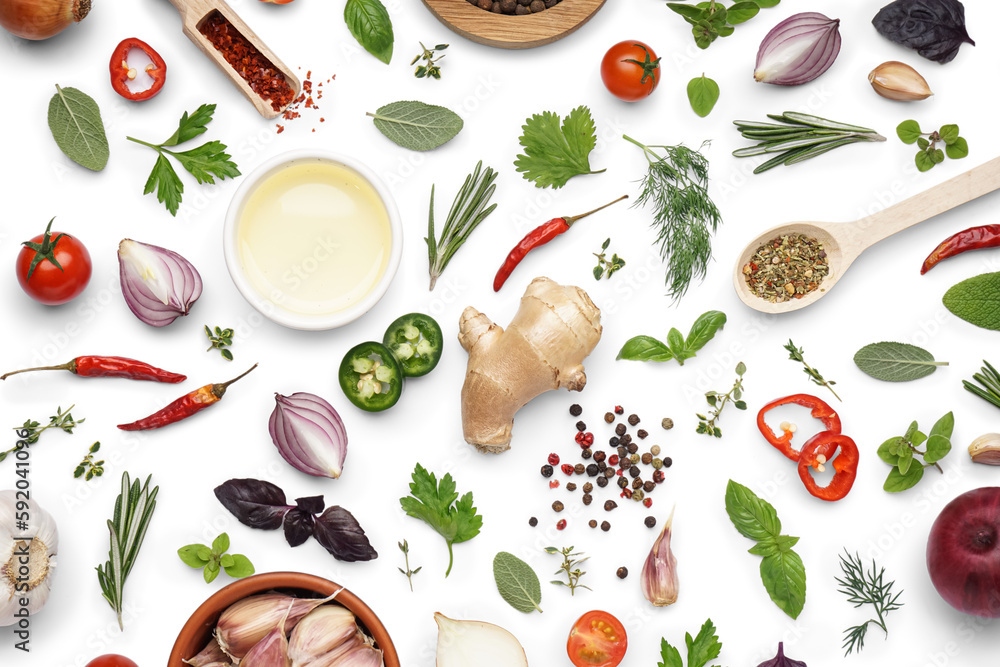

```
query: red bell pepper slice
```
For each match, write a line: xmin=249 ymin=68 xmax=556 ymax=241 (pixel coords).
xmin=757 ymin=394 xmax=841 ymax=461
xmin=797 ymin=431 xmax=859 ymax=501
xmin=110 ymin=38 xmax=167 ymax=101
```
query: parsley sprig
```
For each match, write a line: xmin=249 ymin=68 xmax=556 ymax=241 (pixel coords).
xmin=658 ymin=618 xmax=723 ymax=667
xmin=836 ymin=550 xmax=903 ymax=656
xmin=514 ymin=105 xmax=604 ymax=189
xmin=127 ymin=104 xmax=240 ymax=216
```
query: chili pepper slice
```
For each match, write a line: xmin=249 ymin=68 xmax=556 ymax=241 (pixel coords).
xmin=338 ymin=342 xmax=404 ymax=412
xmin=110 ymin=37 xmax=167 ymax=102
xmin=493 ymin=195 xmax=628 ymax=292
xmin=797 ymin=431 xmax=859 ymax=501
xmin=382 ymin=313 xmax=443 ymax=378
xmin=757 ymin=394 xmax=841 ymax=461
xmin=921 ymin=224 xmax=1000 ymax=274
xmin=1 ymin=356 xmax=185 ymax=383
xmin=117 ymin=364 xmax=257 ymax=431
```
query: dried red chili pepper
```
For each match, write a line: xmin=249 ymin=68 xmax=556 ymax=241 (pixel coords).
xmin=921 ymin=224 xmax=1000 ymax=274
xmin=757 ymin=394 xmax=841 ymax=461
xmin=1 ymin=356 xmax=185 ymax=383
xmin=492 ymin=195 xmax=628 ymax=291
xmin=109 ymin=37 xmax=167 ymax=101
xmin=117 ymin=364 xmax=257 ymax=431
xmin=797 ymin=431 xmax=859 ymax=501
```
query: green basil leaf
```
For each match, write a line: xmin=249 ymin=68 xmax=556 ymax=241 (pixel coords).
xmin=212 ymin=532 xmax=230 ymax=555
xmin=725 ymin=480 xmax=781 ymax=542
xmin=896 ymin=120 xmax=922 ymax=144
xmin=939 ymin=124 xmax=960 ymax=144
xmin=685 ymin=310 xmax=727 ymax=352
xmin=344 ymin=0 xmax=394 ymax=64
xmin=760 ymin=549 xmax=806 ymax=619
xmin=924 ymin=434 xmax=952 ymax=464
xmin=884 ymin=463 xmax=924 ymax=493
xmin=946 ymin=137 xmax=969 ymax=159
xmin=617 ymin=336 xmax=674 ymax=362
xmin=667 ymin=328 xmax=687 ymax=362
xmin=853 ymin=341 xmax=947 ymax=382
xmin=493 ymin=551 xmax=542 ymax=613
xmin=177 ymin=544 xmax=210 ymax=569
xmin=687 ymin=75 xmax=721 ymax=118
xmin=48 ymin=85 xmax=109 ymax=171
xmin=944 ymin=272 xmax=1000 ymax=330
xmin=223 ymin=554 xmax=256 ymax=578
xmin=727 ymin=1 xmax=761 ymax=24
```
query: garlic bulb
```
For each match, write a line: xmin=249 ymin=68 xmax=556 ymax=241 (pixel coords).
xmin=641 ymin=507 xmax=678 ymax=607
xmin=435 ymin=612 xmax=528 ymax=667
xmin=288 ymin=605 xmax=358 ymax=666
xmin=1 ymin=490 xmax=57 ymax=626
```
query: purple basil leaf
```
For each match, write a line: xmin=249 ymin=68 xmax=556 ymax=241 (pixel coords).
xmin=283 ymin=507 xmax=315 ymax=547
xmin=214 ymin=479 xmax=292 ymax=530
xmin=872 ymin=0 xmax=974 ymax=64
xmin=313 ymin=506 xmax=378 ymax=562
xmin=757 ymin=642 xmax=807 ymax=667
xmin=295 ymin=495 xmax=326 ymax=515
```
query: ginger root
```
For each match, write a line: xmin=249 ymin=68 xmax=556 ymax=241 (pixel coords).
xmin=459 ymin=276 xmax=602 ymax=453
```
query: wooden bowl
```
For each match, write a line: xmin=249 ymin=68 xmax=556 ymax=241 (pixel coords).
xmin=168 ymin=571 xmax=399 ymax=666
xmin=421 ymin=0 xmax=607 ymax=49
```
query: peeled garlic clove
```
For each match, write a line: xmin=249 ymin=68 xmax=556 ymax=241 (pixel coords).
xmin=242 ymin=602 xmax=292 ymax=667
xmin=216 ymin=590 xmax=340 ymax=659
xmin=269 ymin=393 xmax=348 ymax=479
xmin=435 ymin=612 xmax=528 ymax=667
xmin=641 ymin=506 xmax=678 ymax=607
xmin=969 ymin=434 xmax=1000 ymax=465
xmin=868 ymin=61 xmax=933 ymax=101
xmin=184 ymin=637 xmax=230 ymax=666
xmin=287 ymin=605 xmax=358 ymax=666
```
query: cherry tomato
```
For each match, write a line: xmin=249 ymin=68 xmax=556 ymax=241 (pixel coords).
xmin=567 ymin=610 xmax=628 ymax=667
xmin=15 ymin=218 xmax=92 ymax=305
xmin=601 ymin=41 xmax=660 ymax=102
xmin=85 ymin=656 xmax=139 ymax=667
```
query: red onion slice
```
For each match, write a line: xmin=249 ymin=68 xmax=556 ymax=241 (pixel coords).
xmin=270 ymin=392 xmax=348 ymax=479
xmin=118 ymin=239 xmax=203 ymax=327
xmin=755 ymin=12 xmax=841 ymax=86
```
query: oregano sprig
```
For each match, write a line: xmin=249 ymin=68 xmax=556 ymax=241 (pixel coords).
xmin=398 ymin=539 xmax=421 ymax=592
xmin=896 ymin=120 xmax=969 ymax=172
xmin=878 ymin=413 xmax=954 ymax=492
xmin=178 ymin=532 xmax=255 ymax=583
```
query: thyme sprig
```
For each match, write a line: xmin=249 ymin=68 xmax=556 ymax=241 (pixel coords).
xmin=205 ymin=325 xmax=234 ymax=361
xmin=74 ymin=442 xmax=105 ymax=480
xmin=784 ymin=338 xmax=841 ymax=401
xmin=412 ymin=42 xmax=448 ymax=80
xmin=697 ymin=362 xmax=747 ymax=438
xmin=593 ymin=238 xmax=625 ymax=280
xmin=398 ymin=539 xmax=421 ymax=592
xmin=836 ymin=550 xmax=903 ymax=656
xmin=624 ymin=135 xmax=721 ymax=301
xmin=545 ymin=545 xmax=591 ymax=596
xmin=1 ymin=405 xmax=85 ymax=463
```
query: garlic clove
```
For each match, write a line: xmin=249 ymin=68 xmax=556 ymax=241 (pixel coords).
xmin=969 ymin=433 xmax=1000 ymax=465
xmin=435 ymin=613 xmax=528 ymax=667
xmin=184 ymin=637 xmax=230 ymax=666
xmin=287 ymin=605 xmax=358 ymax=666
xmin=297 ymin=632 xmax=365 ymax=667
xmin=868 ymin=61 xmax=933 ymax=101
xmin=319 ymin=644 xmax=383 ymax=667
xmin=242 ymin=601 xmax=293 ymax=667
xmin=641 ymin=506 xmax=678 ymax=607
xmin=215 ymin=590 xmax=340 ymax=659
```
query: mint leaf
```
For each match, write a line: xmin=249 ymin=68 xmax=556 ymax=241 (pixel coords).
xmin=944 ymin=272 xmax=1000 ymax=330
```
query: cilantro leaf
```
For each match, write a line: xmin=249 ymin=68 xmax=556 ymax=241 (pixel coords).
xmin=163 ymin=103 xmax=216 ymax=147
xmin=143 ymin=154 xmax=184 ymax=217
xmin=514 ymin=105 xmax=605 ymax=189
xmin=399 ymin=463 xmax=481 ymax=576
xmin=170 ymin=141 xmax=241 ymax=185
xmin=659 ymin=619 xmax=723 ymax=667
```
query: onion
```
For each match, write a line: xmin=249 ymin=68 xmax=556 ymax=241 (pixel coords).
xmin=434 ymin=613 xmax=528 ymax=667
xmin=754 ymin=12 xmax=841 ymax=86
xmin=269 ymin=392 xmax=348 ymax=479
xmin=927 ymin=486 xmax=1000 ymax=618
xmin=0 ymin=0 xmax=91 ymax=40
xmin=118 ymin=239 xmax=203 ymax=327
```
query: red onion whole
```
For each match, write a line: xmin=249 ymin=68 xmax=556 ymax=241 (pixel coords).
xmin=927 ymin=486 xmax=1000 ymax=618
xmin=754 ymin=12 xmax=841 ymax=86
xmin=269 ymin=392 xmax=348 ymax=479
xmin=118 ymin=239 xmax=202 ymax=327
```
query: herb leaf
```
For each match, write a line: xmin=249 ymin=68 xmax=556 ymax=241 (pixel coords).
xmin=514 ymin=106 xmax=604 ymax=189
xmin=760 ymin=549 xmax=807 ymax=620
xmin=367 ymin=100 xmax=463 ymax=151
xmin=48 ymin=85 xmax=109 ymax=171
xmin=344 ymin=0 xmax=394 ymax=64
xmin=214 ymin=478 xmax=293 ymax=530
xmin=493 ymin=551 xmax=542 ymax=613
xmin=872 ymin=0 xmax=974 ymax=64
xmin=854 ymin=341 xmax=948 ymax=382
xmin=685 ymin=311 xmax=727 ymax=352
xmin=687 ymin=74 xmax=720 ymax=117
xmin=312 ymin=506 xmax=379 ymax=562
xmin=617 ymin=336 xmax=674 ymax=362
xmin=658 ymin=618 xmax=723 ymax=667
xmin=944 ymin=272 xmax=1000 ymax=330
xmin=619 ymin=311 xmax=726 ymax=366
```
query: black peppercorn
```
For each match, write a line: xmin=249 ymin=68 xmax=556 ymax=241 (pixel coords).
xmin=566 ymin=482 xmax=577 ymax=492
xmin=574 ymin=463 xmax=586 ymax=475
xmin=604 ymin=468 xmax=615 ymax=478
xmin=541 ymin=464 xmax=553 ymax=477
xmin=597 ymin=475 xmax=609 ymax=488
xmin=644 ymin=516 xmax=656 ymax=528
xmin=617 ymin=477 xmax=628 ymax=489
xmin=529 ymin=516 xmax=538 ymax=527
xmin=615 ymin=423 xmax=626 ymax=436
xmin=620 ymin=434 xmax=632 ymax=446
xmin=643 ymin=480 xmax=655 ymax=493
xmin=582 ymin=493 xmax=593 ymax=505
xmin=610 ymin=437 xmax=620 ymax=447
xmin=632 ymin=478 xmax=643 ymax=489
xmin=604 ymin=412 xmax=615 ymax=423
xmin=582 ymin=482 xmax=593 ymax=493
xmin=637 ymin=429 xmax=648 ymax=439
xmin=597 ymin=461 xmax=607 ymax=472
xmin=569 ymin=404 xmax=582 ymax=416
xmin=586 ymin=463 xmax=599 ymax=477
xmin=593 ymin=450 xmax=606 ymax=463
xmin=641 ymin=452 xmax=653 ymax=465
xmin=664 ymin=457 xmax=673 ymax=468
xmin=629 ymin=465 xmax=641 ymax=478
xmin=604 ymin=500 xmax=617 ymax=511
xmin=601 ymin=521 xmax=611 ymax=531
xmin=581 ymin=448 xmax=593 ymax=460
xmin=552 ymin=500 xmax=564 ymax=512
xmin=627 ymin=442 xmax=638 ymax=454
xmin=616 ymin=567 xmax=628 ymax=579
xmin=576 ymin=421 xmax=586 ymax=432
xmin=628 ymin=414 xmax=640 ymax=426
xmin=589 ymin=519 xmax=598 ymax=528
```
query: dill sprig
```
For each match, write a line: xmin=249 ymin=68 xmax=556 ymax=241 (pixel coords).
xmin=624 ymin=135 xmax=721 ymax=301
xmin=836 ymin=550 xmax=903 ymax=656
xmin=784 ymin=339 xmax=841 ymax=401
xmin=545 ymin=545 xmax=591 ymax=596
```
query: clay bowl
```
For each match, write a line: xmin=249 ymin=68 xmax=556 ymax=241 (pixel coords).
xmin=168 ymin=571 xmax=399 ymax=666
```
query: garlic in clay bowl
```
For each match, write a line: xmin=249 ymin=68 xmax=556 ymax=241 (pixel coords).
xmin=1 ymin=490 xmax=58 ymax=625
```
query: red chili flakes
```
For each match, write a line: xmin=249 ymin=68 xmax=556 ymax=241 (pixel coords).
xmin=199 ymin=11 xmax=295 ymax=112
xmin=275 ymin=71 xmax=333 ymax=133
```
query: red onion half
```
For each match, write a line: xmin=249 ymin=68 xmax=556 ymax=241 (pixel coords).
xmin=754 ymin=12 xmax=841 ymax=86
xmin=118 ymin=239 xmax=202 ymax=327
xmin=269 ymin=392 xmax=348 ymax=479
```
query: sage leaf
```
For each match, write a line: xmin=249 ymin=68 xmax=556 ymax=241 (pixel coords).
xmin=687 ymin=74 xmax=720 ymax=117
xmin=48 ymin=85 xmax=109 ymax=171
xmin=617 ymin=336 xmax=674 ymax=362
xmin=943 ymin=272 xmax=1000 ymax=330
xmin=344 ymin=0 xmax=394 ymax=64
xmin=853 ymin=341 xmax=947 ymax=382
xmin=367 ymin=101 xmax=463 ymax=151
xmin=493 ymin=551 xmax=542 ymax=613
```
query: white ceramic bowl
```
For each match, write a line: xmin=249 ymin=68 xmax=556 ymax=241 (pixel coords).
xmin=223 ymin=150 xmax=402 ymax=330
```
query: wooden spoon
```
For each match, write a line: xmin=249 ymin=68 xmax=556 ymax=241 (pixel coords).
xmin=166 ymin=0 xmax=300 ymax=120
xmin=733 ymin=156 xmax=1000 ymax=314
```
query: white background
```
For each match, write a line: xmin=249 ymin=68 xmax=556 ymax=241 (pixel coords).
xmin=2 ymin=0 xmax=1000 ymax=665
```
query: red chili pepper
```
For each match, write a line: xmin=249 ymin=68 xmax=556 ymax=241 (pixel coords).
xmin=757 ymin=394 xmax=841 ymax=461
xmin=797 ymin=431 xmax=859 ymax=501
xmin=492 ymin=195 xmax=628 ymax=291
xmin=117 ymin=364 xmax=257 ymax=431
xmin=921 ymin=224 xmax=1000 ymax=274
xmin=1 ymin=356 xmax=185 ymax=383
xmin=110 ymin=38 xmax=167 ymax=102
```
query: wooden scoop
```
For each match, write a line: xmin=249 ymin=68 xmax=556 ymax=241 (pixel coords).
xmin=733 ymin=156 xmax=1000 ymax=314
xmin=167 ymin=0 xmax=300 ymax=119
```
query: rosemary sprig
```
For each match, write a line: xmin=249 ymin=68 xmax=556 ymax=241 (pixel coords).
xmin=545 ymin=545 xmax=591 ymax=596
xmin=836 ymin=550 xmax=903 ymax=656
xmin=1 ymin=405 xmax=84 ymax=463
xmin=74 ymin=441 xmax=105 ymax=480
xmin=784 ymin=338 xmax=841 ymax=401
xmin=963 ymin=360 xmax=1000 ymax=410
xmin=397 ymin=539 xmax=421 ymax=592
xmin=624 ymin=135 xmax=721 ymax=301
xmin=96 ymin=472 xmax=159 ymax=630
xmin=426 ymin=161 xmax=498 ymax=290
xmin=697 ymin=362 xmax=747 ymax=438
xmin=205 ymin=325 xmax=234 ymax=361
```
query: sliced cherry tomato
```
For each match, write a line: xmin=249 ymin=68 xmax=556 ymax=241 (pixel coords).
xmin=567 ymin=610 xmax=627 ymax=667
xmin=382 ymin=313 xmax=443 ymax=377
xmin=338 ymin=341 xmax=403 ymax=412
xmin=85 ymin=656 xmax=139 ymax=667
xmin=600 ymin=41 xmax=660 ymax=102
xmin=16 ymin=217 xmax=92 ymax=305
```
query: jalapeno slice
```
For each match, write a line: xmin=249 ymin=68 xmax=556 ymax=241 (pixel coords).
xmin=338 ymin=342 xmax=403 ymax=412
xmin=382 ymin=313 xmax=443 ymax=378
